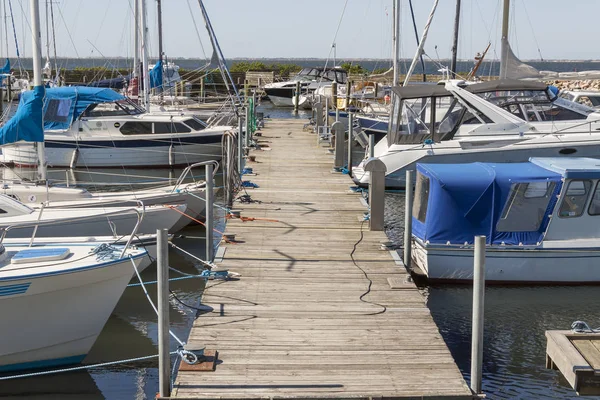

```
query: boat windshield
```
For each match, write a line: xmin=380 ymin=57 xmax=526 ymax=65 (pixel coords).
xmin=477 ymin=90 xmax=592 ymax=121
xmin=388 ymin=95 xmax=475 ymax=145
xmin=83 ymin=99 xmax=144 ymax=117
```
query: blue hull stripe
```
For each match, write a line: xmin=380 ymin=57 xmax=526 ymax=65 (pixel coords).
xmin=0 ymin=282 xmax=31 ymax=296
xmin=0 ymin=354 xmax=86 ymax=372
xmin=45 ymin=134 xmax=222 ymax=149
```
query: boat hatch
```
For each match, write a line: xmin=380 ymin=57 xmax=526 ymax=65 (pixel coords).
xmin=11 ymin=248 xmax=70 ymax=264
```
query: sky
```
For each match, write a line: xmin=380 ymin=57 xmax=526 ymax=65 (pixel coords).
xmin=3 ymin=0 xmax=600 ymax=61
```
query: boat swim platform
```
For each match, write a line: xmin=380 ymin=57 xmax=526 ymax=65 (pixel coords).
xmin=546 ymin=330 xmax=600 ymax=395
xmin=168 ymin=118 xmax=473 ymax=399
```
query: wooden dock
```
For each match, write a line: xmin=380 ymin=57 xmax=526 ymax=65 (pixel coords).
xmin=546 ymin=330 xmax=600 ymax=395
xmin=169 ymin=118 xmax=472 ymax=399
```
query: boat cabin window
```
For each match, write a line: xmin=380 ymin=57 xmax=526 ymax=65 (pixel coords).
xmin=588 ymin=181 xmax=600 ymax=215
xmin=84 ymin=100 xmax=144 ymax=117
xmin=45 ymin=98 xmax=72 ymax=123
xmin=119 ymin=121 xmax=153 ymax=135
xmin=153 ymin=122 xmax=191 ymax=134
xmin=497 ymin=181 xmax=557 ymax=232
xmin=183 ymin=118 xmax=206 ymax=131
xmin=558 ymin=180 xmax=591 ymax=218
xmin=412 ymin=172 xmax=430 ymax=223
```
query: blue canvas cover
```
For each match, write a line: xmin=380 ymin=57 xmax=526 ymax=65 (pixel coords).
xmin=0 ymin=58 xmax=10 ymax=74
xmin=88 ymin=75 xmax=130 ymax=89
xmin=19 ymin=86 xmax=125 ymax=131
xmin=0 ymin=85 xmax=44 ymax=145
xmin=413 ymin=161 xmax=563 ymax=246
xmin=149 ymin=60 xmax=163 ymax=89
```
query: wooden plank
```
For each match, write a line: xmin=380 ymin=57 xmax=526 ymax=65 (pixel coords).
xmin=171 ymin=118 xmax=470 ymax=399
xmin=573 ymin=339 xmax=600 ymax=370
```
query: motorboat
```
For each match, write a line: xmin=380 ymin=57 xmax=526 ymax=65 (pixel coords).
xmin=410 ymin=157 xmax=600 ymax=283
xmin=1 ymin=87 xmax=231 ymax=168
xmin=352 ymin=79 xmax=600 ymax=189
xmin=264 ymin=67 xmax=347 ymax=108
xmin=0 ymin=238 xmax=147 ymax=372
xmin=560 ymin=90 xmax=600 ymax=109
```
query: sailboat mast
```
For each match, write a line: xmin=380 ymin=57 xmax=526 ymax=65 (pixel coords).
xmin=29 ymin=0 xmax=46 ymax=180
xmin=450 ymin=0 xmax=461 ymax=75
xmin=156 ymin=0 xmax=163 ymax=100
xmin=139 ymin=0 xmax=150 ymax=111
xmin=499 ymin=0 xmax=510 ymax=79
xmin=392 ymin=0 xmax=399 ymax=87
xmin=133 ymin=0 xmax=139 ymax=78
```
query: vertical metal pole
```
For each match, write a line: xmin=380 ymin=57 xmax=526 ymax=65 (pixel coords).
xmin=30 ymin=0 xmax=46 ymax=181
xmin=225 ymin=135 xmax=233 ymax=207
xmin=157 ymin=228 xmax=170 ymax=398
xmin=471 ymin=235 xmax=486 ymax=394
xmin=499 ymin=0 xmax=510 ymax=79
xmin=205 ymin=164 xmax=214 ymax=262
xmin=450 ymin=0 xmax=462 ymax=75
xmin=369 ymin=134 xmax=375 ymax=159
xmin=156 ymin=0 xmax=164 ymax=101
xmin=403 ymin=170 xmax=413 ymax=268
xmin=133 ymin=0 xmax=139 ymax=80
xmin=324 ymin=96 xmax=329 ymax=127
xmin=139 ymin=0 xmax=151 ymax=111
xmin=347 ymin=112 xmax=353 ymax=175
xmin=238 ymin=112 xmax=244 ymax=174
xmin=244 ymin=106 xmax=250 ymax=148
xmin=331 ymin=81 xmax=338 ymax=114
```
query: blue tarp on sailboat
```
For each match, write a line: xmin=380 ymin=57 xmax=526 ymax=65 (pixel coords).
xmin=149 ymin=60 xmax=163 ymax=89
xmin=19 ymin=86 xmax=125 ymax=131
xmin=0 ymin=84 xmax=44 ymax=144
xmin=88 ymin=75 xmax=130 ymax=89
xmin=0 ymin=59 xmax=10 ymax=74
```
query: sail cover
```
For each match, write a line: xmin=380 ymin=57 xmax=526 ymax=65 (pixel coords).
xmin=0 ymin=84 xmax=44 ymax=144
xmin=503 ymin=40 xmax=600 ymax=80
xmin=149 ymin=60 xmax=163 ymax=89
xmin=20 ymin=86 xmax=125 ymax=131
xmin=0 ymin=58 xmax=10 ymax=74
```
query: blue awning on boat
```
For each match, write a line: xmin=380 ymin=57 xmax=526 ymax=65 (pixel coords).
xmin=413 ymin=161 xmax=563 ymax=246
xmin=20 ymin=86 xmax=125 ymax=131
xmin=0 ymin=84 xmax=44 ymax=145
xmin=149 ymin=60 xmax=163 ymax=89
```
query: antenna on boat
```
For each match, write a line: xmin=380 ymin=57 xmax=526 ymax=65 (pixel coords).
xmin=499 ymin=0 xmax=510 ymax=79
xmin=30 ymin=0 xmax=46 ymax=181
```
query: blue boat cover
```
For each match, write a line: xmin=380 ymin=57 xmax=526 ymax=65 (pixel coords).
xmin=413 ymin=162 xmax=563 ymax=246
xmin=88 ymin=74 xmax=130 ymax=89
xmin=149 ymin=60 xmax=163 ymax=89
xmin=0 ymin=58 xmax=10 ymax=74
xmin=0 ymin=85 xmax=44 ymax=145
xmin=19 ymin=86 xmax=125 ymax=131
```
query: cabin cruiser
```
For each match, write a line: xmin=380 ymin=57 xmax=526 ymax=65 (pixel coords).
xmin=560 ymin=90 xmax=600 ymax=109
xmin=352 ymin=79 xmax=600 ymax=189
xmin=1 ymin=87 xmax=231 ymax=168
xmin=411 ymin=157 xmax=600 ymax=283
xmin=264 ymin=67 xmax=347 ymax=108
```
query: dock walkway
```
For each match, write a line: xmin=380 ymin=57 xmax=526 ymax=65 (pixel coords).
xmin=171 ymin=118 xmax=472 ymax=399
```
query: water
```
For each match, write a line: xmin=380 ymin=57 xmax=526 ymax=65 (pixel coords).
xmin=384 ymin=192 xmax=600 ymax=399
xmin=10 ymin=57 xmax=600 ymax=77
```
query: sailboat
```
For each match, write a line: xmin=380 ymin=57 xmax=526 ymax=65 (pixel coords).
xmin=0 ymin=0 xmax=152 ymax=372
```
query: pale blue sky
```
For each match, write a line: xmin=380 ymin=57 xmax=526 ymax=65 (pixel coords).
xmin=4 ymin=0 xmax=598 ymax=61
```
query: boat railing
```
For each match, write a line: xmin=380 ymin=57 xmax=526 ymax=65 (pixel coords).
xmin=550 ymin=117 xmax=600 ymax=135
xmin=171 ymin=160 xmax=219 ymax=193
xmin=0 ymin=200 xmax=146 ymax=258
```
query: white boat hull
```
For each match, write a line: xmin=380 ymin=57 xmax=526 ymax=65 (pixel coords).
xmin=3 ymin=138 xmax=223 ymax=168
xmin=0 ymin=250 xmax=146 ymax=371
xmin=354 ymin=137 xmax=600 ymax=188
xmin=413 ymin=242 xmax=600 ymax=283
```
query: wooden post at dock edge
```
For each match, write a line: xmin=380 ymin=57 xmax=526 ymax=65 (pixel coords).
xmin=332 ymin=121 xmax=344 ymax=170
xmin=293 ymin=81 xmax=300 ymax=113
xmin=403 ymin=170 xmax=413 ymax=268
xmin=157 ymin=228 xmax=170 ymax=398
xmin=238 ymin=111 xmax=244 ymax=177
xmin=347 ymin=112 xmax=353 ymax=175
xmin=364 ymin=157 xmax=387 ymax=231
xmin=471 ymin=235 xmax=486 ymax=394
xmin=205 ymin=163 xmax=214 ymax=262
